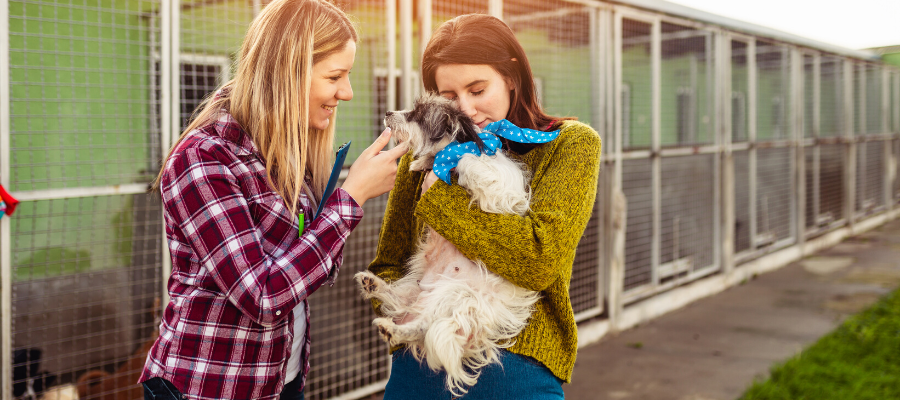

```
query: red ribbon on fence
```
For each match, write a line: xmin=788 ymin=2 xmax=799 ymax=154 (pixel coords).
xmin=0 ymin=184 xmax=20 ymax=217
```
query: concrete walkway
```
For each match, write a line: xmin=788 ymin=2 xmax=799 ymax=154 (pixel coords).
xmin=564 ymin=218 xmax=900 ymax=400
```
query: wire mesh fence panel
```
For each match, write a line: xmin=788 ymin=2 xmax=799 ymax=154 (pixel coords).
xmin=756 ymin=147 xmax=794 ymax=247
xmin=10 ymin=194 xmax=163 ymax=400
xmin=660 ymin=22 xmax=713 ymax=147
xmin=805 ymin=148 xmax=816 ymax=229
xmin=622 ymin=158 xmax=654 ymax=292
xmin=856 ymin=141 xmax=885 ymax=214
xmin=7 ymin=1 xmax=163 ymax=399
xmin=819 ymin=143 xmax=845 ymax=225
xmin=893 ymin=71 xmax=900 ymax=134
xmin=820 ymin=55 xmax=845 ymax=138
xmin=756 ymin=40 xmax=789 ymax=142
xmin=569 ymin=170 xmax=606 ymax=318
xmin=659 ymin=155 xmax=717 ymax=280
xmin=8 ymin=1 xmax=160 ymax=191
xmin=622 ymin=18 xmax=652 ymax=150
xmin=866 ymin=64 xmax=883 ymax=134
xmin=803 ymin=54 xmax=815 ymax=138
xmin=178 ymin=1 xmax=252 ymax=130
xmin=895 ymin=139 xmax=900 ymax=203
xmin=506 ymin=4 xmax=602 ymax=318
xmin=731 ymin=40 xmax=750 ymax=143
xmin=307 ymin=190 xmax=390 ymax=400
xmin=854 ymin=62 xmax=865 ymax=135
xmin=508 ymin=7 xmax=594 ymax=128
xmin=867 ymin=141 xmax=885 ymax=210
xmin=733 ymin=150 xmax=752 ymax=253
xmin=432 ymin=0 xmax=488 ymax=16
xmin=337 ymin=0 xmax=395 ymax=162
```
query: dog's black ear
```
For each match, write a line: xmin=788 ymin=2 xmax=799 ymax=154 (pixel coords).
xmin=461 ymin=117 xmax=486 ymax=152
xmin=447 ymin=107 xmax=486 ymax=151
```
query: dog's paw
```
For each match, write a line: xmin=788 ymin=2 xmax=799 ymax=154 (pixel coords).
xmin=354 ymin=271 xmax=380 ymax=296
xmin=373 ymin=318 xmax=396 ymax=345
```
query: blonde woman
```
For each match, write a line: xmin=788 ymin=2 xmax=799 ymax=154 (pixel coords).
xmin=139 ymin=1 xmax=407 ymax=399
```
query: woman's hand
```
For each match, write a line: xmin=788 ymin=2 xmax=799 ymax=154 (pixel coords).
xmin=341 ymin=128 xmax=409 ymax=207
xmin=422 ymin=170 xmax=439 ymax=193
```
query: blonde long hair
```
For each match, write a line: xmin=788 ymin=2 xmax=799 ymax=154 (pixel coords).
xmin=152 ymin=0 xmax=358 ymax=215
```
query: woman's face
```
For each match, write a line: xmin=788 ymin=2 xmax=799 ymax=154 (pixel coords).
xmin=308 ymin=40 xmax=356 ymax=130
xmin=434 ymin=64 xmax=513 ymax=129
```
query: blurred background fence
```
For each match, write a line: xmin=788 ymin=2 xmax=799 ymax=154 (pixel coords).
xmin=0 ymin=0 xmax=898 ymax=399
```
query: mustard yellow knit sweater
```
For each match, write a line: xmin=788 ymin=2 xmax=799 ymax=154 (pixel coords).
xmin=368 ymin=120 xmax=601 ymax=383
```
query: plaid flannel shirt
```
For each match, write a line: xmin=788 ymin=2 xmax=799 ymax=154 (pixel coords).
xmin=140 ymin=111 xmax=363 ymax=399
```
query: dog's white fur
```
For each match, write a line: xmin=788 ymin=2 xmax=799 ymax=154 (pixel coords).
xmin=355 ymin=94 xmax=540 ymax=395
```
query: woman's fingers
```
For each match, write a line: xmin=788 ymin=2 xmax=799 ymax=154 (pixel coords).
xmin=363 ymin=128 xmax=392 ymax=157
xmin=382 ymin=141 xmax=409 ymax=161
xmin=341 ymin=132 xmax=408 ymax=207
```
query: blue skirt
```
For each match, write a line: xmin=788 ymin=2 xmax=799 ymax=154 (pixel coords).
xmin=383 ymin=350 xmax=565 ymax=400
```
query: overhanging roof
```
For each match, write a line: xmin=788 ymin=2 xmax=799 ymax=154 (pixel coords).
xmin=598 ymin=0 xmax=880 ymax=61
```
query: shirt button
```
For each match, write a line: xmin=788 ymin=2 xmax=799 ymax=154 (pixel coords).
xmin=276 ymin=310 xmax=282 ymax=316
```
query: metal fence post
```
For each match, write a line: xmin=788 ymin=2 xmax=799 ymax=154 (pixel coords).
xmin=0 ymin=0 xmax=11 ymax=397
xmin=386 ymin=0 xmax=396 ymax=117
xmin=792 ymin=49 xmax=805 ymax=245
xmin=399 ymin=0 xmax=413 ymax=110
xmin=489 ymin=0 xmax=503 ymax=19
xmin=844 ymin=60 xmax=857 ymax=225
xmin=718 ymin=32 xmax=735 ymax=275
xmin=812 ymin=53 xmax=821 ymax=230
xmin=418 ymin=0 xmax=431 ymax=62
xmin=883 ymin=67 xmax=892 ymax=208
xmin=748 ymin=39 xmax=758 ymax=251
xmin=650 ymin=17 xmax=661 ymax=287
xmin=608 ymin=11 xmax=624 ymax=330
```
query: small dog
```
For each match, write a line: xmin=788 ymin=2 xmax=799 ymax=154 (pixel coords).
xmin=355 ymin=94 xmax=540 ymax=395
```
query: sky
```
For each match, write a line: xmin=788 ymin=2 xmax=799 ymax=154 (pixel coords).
xmin=664 ymin=0 xmax=900 ymax=50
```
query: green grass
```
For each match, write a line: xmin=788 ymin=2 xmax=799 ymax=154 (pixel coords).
xmin=739 ymin=289 xmax=900 ymax=399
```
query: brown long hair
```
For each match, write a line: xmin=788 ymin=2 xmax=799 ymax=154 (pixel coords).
xmin=421 ymin=14 xmax=574 ymax=133
xmin=152 ymin=0 xmax=357 ymax=215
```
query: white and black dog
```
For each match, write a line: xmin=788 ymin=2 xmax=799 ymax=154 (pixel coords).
xmin=354 ymin=93 xmax=541 ymax=395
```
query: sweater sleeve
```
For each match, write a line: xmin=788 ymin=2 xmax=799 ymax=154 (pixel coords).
xmin=414 ymin=124 xmax=601 ymax=291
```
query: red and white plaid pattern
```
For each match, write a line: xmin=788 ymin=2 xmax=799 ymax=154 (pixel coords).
xmin=140 ymin=112 xmax=363 ymax=399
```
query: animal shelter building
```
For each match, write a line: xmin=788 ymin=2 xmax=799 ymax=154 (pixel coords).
xmin=0 ymin=0 xmax=898 ymax=399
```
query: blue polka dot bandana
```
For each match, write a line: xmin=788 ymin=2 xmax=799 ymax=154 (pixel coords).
xmin=432 ymin=119 xmax=561 ymax=184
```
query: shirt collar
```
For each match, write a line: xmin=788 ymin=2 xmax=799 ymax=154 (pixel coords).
xmin=212 ymin=111 xmax=259 ymax=157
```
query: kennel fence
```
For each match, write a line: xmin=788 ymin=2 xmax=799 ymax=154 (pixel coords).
xmin=0 ymin=0 xmax=898 ymax=399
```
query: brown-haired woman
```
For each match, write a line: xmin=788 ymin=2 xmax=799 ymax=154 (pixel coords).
xmin=368 ymin=13 xmax=602 ymax=399
xmin=140 ymin=1 xmax=408 ymax=399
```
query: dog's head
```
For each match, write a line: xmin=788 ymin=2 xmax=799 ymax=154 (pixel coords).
xmin=384 ymin=93 xmax=484 ymax=168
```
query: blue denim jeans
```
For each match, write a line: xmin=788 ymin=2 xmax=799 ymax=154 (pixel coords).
xmin=279 ymin=377 xmax=304 ymax=400
xmin=383 ymin=350 xmax=565 ymax=400
xmin=141 ymin=377 xmax=303 ymax=400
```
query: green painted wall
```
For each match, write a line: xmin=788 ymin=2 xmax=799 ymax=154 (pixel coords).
xmin=883 ymin=52 xmax=900 ymax=68
xmin=8 ymin=0 xmax=158 ymax=278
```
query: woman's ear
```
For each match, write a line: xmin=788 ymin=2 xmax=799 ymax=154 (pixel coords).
xmin=506 ymin=77 xmax=516 ymax=92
